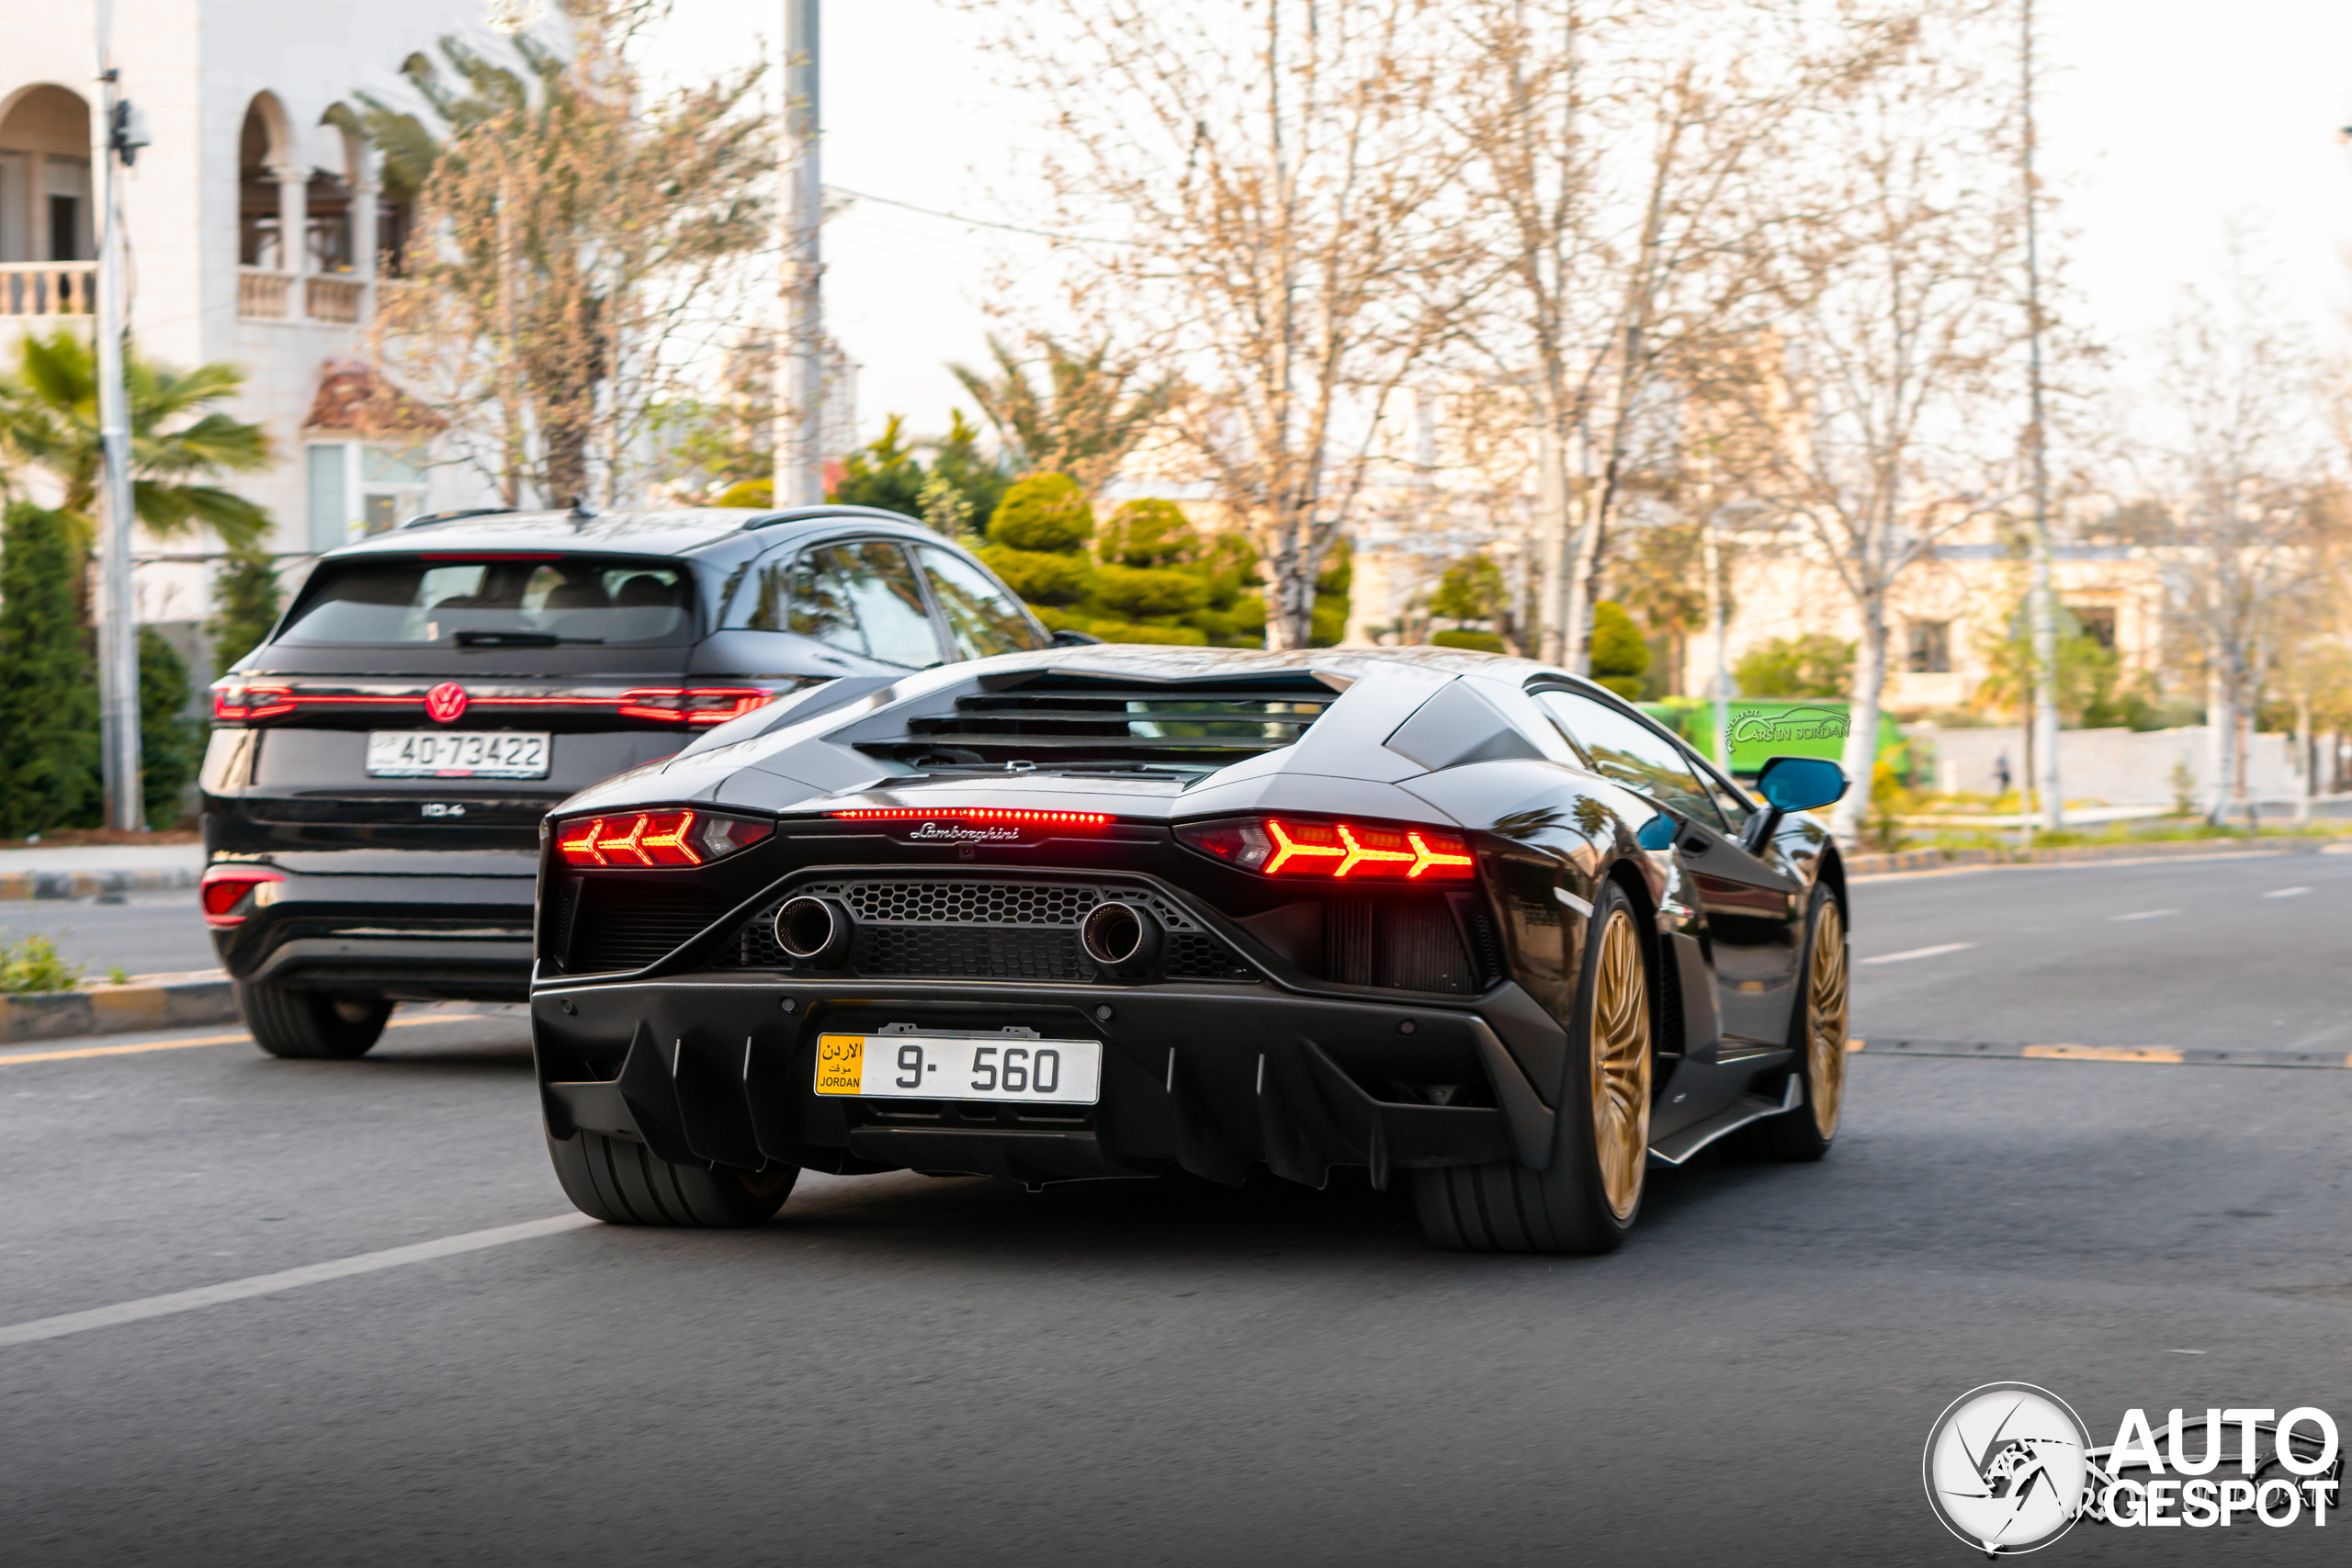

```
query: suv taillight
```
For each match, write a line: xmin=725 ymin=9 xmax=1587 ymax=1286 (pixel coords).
xmin=553 ymin=809 xmax=772 ymax=868
xmin=1176 ymin=816 xmax=1476 ymax=881
xmin=211 ymin=679 xmax=297 ymax=721
xmin=614 ymin=688 xmax=778 ymax=725
xmin=201 ymin=864 xmax=286 ymax=926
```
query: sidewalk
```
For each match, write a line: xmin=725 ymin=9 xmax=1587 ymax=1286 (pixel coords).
xmin=1846 ymin=835 xmax=2343 ymax=878
xmin=0 ymin=842 xmax=206 ymax=901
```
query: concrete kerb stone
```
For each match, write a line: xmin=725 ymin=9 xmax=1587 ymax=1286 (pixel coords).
xmin=0 ymin=868 xmax=202 ymax=903
xmin=0 ymin=971 xmax=237 ymax=1044
xmin=1845 ymin=835 xmax=2336 ymax=878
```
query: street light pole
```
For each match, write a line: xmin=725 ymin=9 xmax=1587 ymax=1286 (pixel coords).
xmin=2022 ymin=0 xmax=2063 ymax=833
xmin=92 ymin=0 xmax=143 ymax=831
xmin=775 ymin=0 xmax=825 ymax=508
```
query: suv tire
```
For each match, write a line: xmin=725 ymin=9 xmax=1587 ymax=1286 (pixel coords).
xmin=238 ymin=981 xmax=392 ymax=1060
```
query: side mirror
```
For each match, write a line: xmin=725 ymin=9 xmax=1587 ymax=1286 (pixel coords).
xmin=1754 ymin=755 xmax=1849 ymax=814
xmin=1050 ymin=627 xmax=1104 ymax=648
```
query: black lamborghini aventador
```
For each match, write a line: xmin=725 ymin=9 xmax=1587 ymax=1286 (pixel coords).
xmin=527 ymin=645 xmax=1853 ymax=1254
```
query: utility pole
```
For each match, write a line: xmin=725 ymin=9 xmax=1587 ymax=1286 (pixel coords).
xmin=775 ymin=0 xmax=825 ymax=508
xmin=92 ymin=0 xmax=143 ymax=831
xmin=2021 ymin=0 xmax=2063 ymax=832
xmin=1701 ymin=501 xmax=1733 ymax=773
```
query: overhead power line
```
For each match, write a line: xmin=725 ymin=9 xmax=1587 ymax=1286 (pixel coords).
xmin=824 ymin=186 xmax=1139 ymax=247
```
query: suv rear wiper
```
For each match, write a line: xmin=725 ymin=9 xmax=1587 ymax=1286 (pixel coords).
xmin=452 ymin=631 xmax=605 ymax=647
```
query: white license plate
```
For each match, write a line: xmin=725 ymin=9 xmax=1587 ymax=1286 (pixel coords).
xmin=814 ymin=1032 xmax=1102 ymax=1105
xmin=365 ymin=730 xmax=550 ymax=778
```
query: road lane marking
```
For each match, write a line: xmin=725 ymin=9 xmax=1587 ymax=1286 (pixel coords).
xmin=2109 ymin=909 xmax=2179 ymax=921
xmin=0 ymin=1213 xmax=597 ymax=1348
xmin=0 ymin=1013 xmax=491 ymax=1067
xmin=1859 ymin=942 xmax=1978 ymax=964
xmin=2022 ymin=1043 xmax=2186 ymax=1064
xmin=2265 ymin=886 xmax=2312 ymax=898
xmin=1849 ymin=1038 xmax=2352 ymax=1069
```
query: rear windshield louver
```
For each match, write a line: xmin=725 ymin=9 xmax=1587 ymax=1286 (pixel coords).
xmin=564 ymin=881 xmax=734 ymax=974
xmin=862 ymin=675 xmax=1338 ymax=769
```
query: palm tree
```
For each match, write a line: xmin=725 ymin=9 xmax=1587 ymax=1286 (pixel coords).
xmin=0 ymin=330 xmax=272 ymax=559
xmin=947 ymin=333 xmax=1179 ymax=496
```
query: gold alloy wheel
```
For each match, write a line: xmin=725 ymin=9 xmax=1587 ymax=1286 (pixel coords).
xmin=1806 ymin=898 xmax=1850 ymax=1140
xmin=1589 ymin=908 xmax=1653 ymax=1221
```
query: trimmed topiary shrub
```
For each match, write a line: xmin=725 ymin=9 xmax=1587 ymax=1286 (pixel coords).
xmin=1590 ymin=600 xmax=1649 ymax=699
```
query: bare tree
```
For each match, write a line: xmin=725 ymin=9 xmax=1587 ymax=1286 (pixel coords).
xmin=362 ymin=5 xmax=772 ymax=507
xmin=1714 ymin=8 xmax=2027 ymax=838
xmin=2138 ymin=252 xmax=2336 ymax=825
xmin=967 ymin=0 xmax=1476 ymax=649
xmin=1450 ymin=0 xmax=1905 ymax=671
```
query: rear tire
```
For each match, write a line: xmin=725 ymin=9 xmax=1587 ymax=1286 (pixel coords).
xmin=547 ymin=1132 xmax=797 ymax=1227
xmin=1414 ymin=880 xmax=1654 ymax=1256
xmin=1751 ymin=885 xmax=1847 ymax=1163
xmin=238 ymin=981 xmax=391 ymax=1060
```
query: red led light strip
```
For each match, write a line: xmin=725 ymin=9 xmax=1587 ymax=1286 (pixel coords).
xmin=214 ymin=687 xmax=775 ymax=725
xmin=829 ymin=807 xmax=1113 ymax=826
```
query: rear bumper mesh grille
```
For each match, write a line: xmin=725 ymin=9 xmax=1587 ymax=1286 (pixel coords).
xmin=720 ymin=875 xmax=1258 ymax=983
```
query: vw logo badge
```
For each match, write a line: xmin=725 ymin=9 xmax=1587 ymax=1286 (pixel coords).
xmin=424 ymin=682 xmax=469 ymax=723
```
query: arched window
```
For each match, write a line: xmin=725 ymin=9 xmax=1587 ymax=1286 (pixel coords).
xmin=236 ymin=94 xmax=293 ymax=268
xmin=308 ymin=111 xmax=360 ymax=275
xmin=0 ymin=85 xmax=94 ymax=265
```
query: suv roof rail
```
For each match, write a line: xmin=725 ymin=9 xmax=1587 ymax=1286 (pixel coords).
xmin=738 ymin=504 xmax=929 ymax=533
xmin=401 ymin=507 xmax=518 ymax=530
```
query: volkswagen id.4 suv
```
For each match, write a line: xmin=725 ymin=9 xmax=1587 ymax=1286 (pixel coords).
xmin=200 ymin=503 xmax=1051 ymax=1059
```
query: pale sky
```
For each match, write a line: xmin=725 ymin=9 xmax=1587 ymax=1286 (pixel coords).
xmin=650 ymin=0 xmax=2352 ymax=450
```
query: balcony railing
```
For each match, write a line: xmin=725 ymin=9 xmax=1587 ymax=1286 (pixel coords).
xmin=239 ymin=267 xmax=369 ymax=325
xmin=0 ymin=262 xmax=96 ymax=318
xmin=304 ymin=275 xmax=365 ymax=324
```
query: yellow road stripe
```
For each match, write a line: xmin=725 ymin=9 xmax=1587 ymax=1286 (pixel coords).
xmin=2020 ymin=1043 xmax=2185 ymax=1064
xmin=0 ymin=1012 xmax=488 ymax=1067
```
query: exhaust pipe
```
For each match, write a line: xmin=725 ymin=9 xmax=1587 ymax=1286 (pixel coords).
xmin=775 ymin=895 xmax=853 ymax=966
xmin=1080 ymin=899 xmax=1162 ymax=978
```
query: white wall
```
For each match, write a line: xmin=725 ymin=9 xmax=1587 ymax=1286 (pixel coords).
xmin=1915 ymin=724 xmax=2302 ymax=807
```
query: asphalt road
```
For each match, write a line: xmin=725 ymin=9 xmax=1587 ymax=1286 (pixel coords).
xmin=4 ymin=850 xmax=2349 ymax=1566
xmin=0 ymin=889 xmax=219 ymax=976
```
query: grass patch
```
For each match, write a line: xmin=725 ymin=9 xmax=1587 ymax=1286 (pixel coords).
xmin=0 ymin=932 xmax=84 ymax=994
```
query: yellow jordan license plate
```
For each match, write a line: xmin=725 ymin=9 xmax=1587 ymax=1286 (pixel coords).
xmin=811 ymin=1032 xmax=1102 ymax=1104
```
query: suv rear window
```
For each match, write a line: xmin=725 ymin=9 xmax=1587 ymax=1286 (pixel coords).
xmin=277 ymin=556 xmax=697 ymax=648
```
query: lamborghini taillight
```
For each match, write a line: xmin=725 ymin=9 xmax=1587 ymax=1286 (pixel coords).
xmin=551 ymin=809 xmax=772 ymax=868
xmin=1176 ymin=816 xmax=1476 ymax=881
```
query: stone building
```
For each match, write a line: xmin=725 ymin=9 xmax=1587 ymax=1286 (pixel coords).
xmin=2 ymin=0 xmax=511 ymax=636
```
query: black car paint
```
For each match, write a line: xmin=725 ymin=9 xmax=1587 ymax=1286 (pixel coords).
xmin=526 ymin=645 xmax=1840 ymax=1184
xmin=201 ymin=505 xmax=1046 ymax=1004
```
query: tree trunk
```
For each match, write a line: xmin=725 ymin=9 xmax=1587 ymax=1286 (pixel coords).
xmin=2205 ymin=665 xmax=2234 ymax=827
xmin=2295 ymin=692 xmax=2312 ymax=825
xmin=1533 ymin=422 xmax=1570 ymax=665
xmin=1831 ymin=593 xmax=1887 ymax=843
xmin=1264 ymin=518 xmax=1318 ymax=651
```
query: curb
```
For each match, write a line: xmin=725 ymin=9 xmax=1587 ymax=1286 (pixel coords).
xmin=0 ymin=971 xmax=238 ymax=1044
xmin=0 ymin=868 xmax=201 ymax=902
xmin=1853 ymin=1036 xmax=2352 ymax=1071
xmin=1846 ymin=836 xmax=2338 ymax=878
